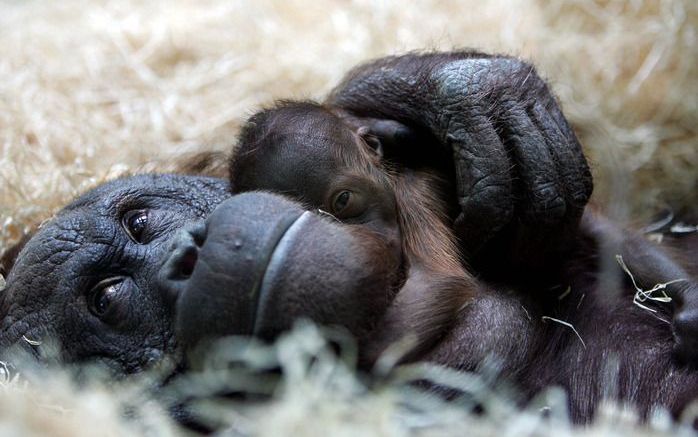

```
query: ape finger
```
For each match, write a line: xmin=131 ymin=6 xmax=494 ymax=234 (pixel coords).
xmin=500 ymin=102 xmax=566 ymax=224
xmin=530 ymin=102 xmax=590 ymax=223
xmin=541 ymin=100 xmax=593 ymax=208
xmin=448 ymin=113 xmax=514 ymax=254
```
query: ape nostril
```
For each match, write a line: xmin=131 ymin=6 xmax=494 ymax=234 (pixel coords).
xmin=178 ymin=248 xmax=198 ymax=278
xmin=186 ymin=221 xmax=207 ymax=248
xmin=161 ymin=227 xmax=203 ymax=283
xmin=166 ymin=245 xmax=199 ymax=281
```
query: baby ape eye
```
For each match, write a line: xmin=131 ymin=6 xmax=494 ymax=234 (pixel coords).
xmin=362 ymin=134 xmax=383 ymax=156
xmin=332 ymin=191 xmax=352 ymax=214
xmin=122 ymin=209 xmax=149 ymax=244
xmin=330 ymin=190 xmax=367 ymax=219
xmin=89 ymin=277 xmax=127 ymax=321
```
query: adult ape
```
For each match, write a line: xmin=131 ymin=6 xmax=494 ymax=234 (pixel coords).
xmin=0 ymin=51 xmax=588 ymax=372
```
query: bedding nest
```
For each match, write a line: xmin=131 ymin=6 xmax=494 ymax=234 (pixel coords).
xmin=0 ymin=0 xmax=696 ymax=435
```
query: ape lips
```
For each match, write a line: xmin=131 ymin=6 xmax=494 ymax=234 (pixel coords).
xmin=171 ymin=192 xmax=402 ymax=357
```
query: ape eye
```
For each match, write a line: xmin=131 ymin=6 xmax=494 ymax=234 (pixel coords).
xmin=122 ymin=209 xmax=149 ymax=243
xmin=332 ymin=191 xmax=352 ymax=214
xmin=88 ymin=277 xmax=128 ymax=322
xmin=330 ymin=190 xmax=366 ymax=219
xmin=362 ymin=135 xmax=383 ymax=156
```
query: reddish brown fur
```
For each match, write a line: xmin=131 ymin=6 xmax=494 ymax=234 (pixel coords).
xmin=229 ymin=101 xmax=480 ymax=364
xmin=363 ymin=171 xmax=477 ymax=364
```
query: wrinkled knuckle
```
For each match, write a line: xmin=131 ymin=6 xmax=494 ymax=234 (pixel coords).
xmin=529 ymin=183 xmax=566 ymax=220
xmin=569 ymin=187 xmax=592 ymax=209
xmin=530 ymin=181 xmax=559 ymax=201
xmin=434 ymin=58 xmax=493 ymax=98
xmin=568 ymin=173 xmax=594 ymax=208
xmin=471 ymin=171 xmax=510 ymax=194
xmin=464 ymin=182 xmax=513 ymax=219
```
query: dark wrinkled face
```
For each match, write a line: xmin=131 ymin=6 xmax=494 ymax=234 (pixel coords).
xmin=0 ymin=174 xmax=229 ymax=373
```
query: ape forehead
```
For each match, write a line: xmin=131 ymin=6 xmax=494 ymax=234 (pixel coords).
xmin=10 ymin=211 xmax=112 ymax=281
xmin=64 ymin=173 xmax=229 ymax=214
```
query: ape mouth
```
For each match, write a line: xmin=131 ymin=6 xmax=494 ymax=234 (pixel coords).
xmin=174 ymin=194 xmax=308 ymax=348
xmin=252 ymin=211 xmax=313 ymax=335
xmin=175 ymin=192 xmax=400 ymax=355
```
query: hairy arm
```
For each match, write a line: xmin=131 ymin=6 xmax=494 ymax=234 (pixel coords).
xmin=582 ymin=211 xmax=698 ymax=364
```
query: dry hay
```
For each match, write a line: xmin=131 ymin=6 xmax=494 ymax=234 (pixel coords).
xmin=1 ymin=323 xmax=696 ymax=437
xmin=1 ymin=0 xmax=696 ymax=250
xmin=0 ymin=0 xmax=697 ymax=435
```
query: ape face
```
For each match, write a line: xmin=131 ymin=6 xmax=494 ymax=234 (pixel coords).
xmin=0 ymin=171 xmax=404 ymax=372
xmin=231 ymin=102 xmax=398 ymax=234
xmin=0 ymin=174 xmax=229 ymax=373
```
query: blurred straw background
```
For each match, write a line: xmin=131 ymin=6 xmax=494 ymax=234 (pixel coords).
xmin=1 ymin=0 xmax=696 ymax=252
xmin=0 ymin=1 xmax=696 ymax=434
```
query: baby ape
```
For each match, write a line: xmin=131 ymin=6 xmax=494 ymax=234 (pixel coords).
xmin=228 ymin=101 xmax=479 ymax=362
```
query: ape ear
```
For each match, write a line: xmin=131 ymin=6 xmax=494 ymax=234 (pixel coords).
xmin=357 ymin=126 xmax=384 ymax=158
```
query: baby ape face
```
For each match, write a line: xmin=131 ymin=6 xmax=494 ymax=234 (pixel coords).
xmin=231 ymin=102 xmax=398 ymax=235
xmin=0 ymin=174 xmax=229 ymax=373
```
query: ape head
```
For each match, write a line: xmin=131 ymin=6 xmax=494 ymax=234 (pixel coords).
xmin=0 ymin=168 xmax=405 ymax=373
xmin=230 ymin=101 xmax=398 ymax=231
xmin=0 ymin=174 xmax=229 ymax=373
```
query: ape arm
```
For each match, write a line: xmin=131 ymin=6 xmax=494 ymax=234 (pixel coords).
xmin=327 ymin=51 xmax=593 ymax=264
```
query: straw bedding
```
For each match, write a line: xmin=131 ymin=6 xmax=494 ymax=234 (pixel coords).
xmin=0 ymin=0 xmax=696 ymax=435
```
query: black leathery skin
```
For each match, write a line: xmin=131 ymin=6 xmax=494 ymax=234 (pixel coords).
xmin=0 ymin=174 xmax=230 ymax=374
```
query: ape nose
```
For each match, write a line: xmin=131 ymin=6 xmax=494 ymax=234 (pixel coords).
xmin=158 ymin=221 xmax=207 ymax=303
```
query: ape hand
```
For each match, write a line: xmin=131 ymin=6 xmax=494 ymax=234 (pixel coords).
xmin=328 ymin=51 xmax=593 ymax=264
